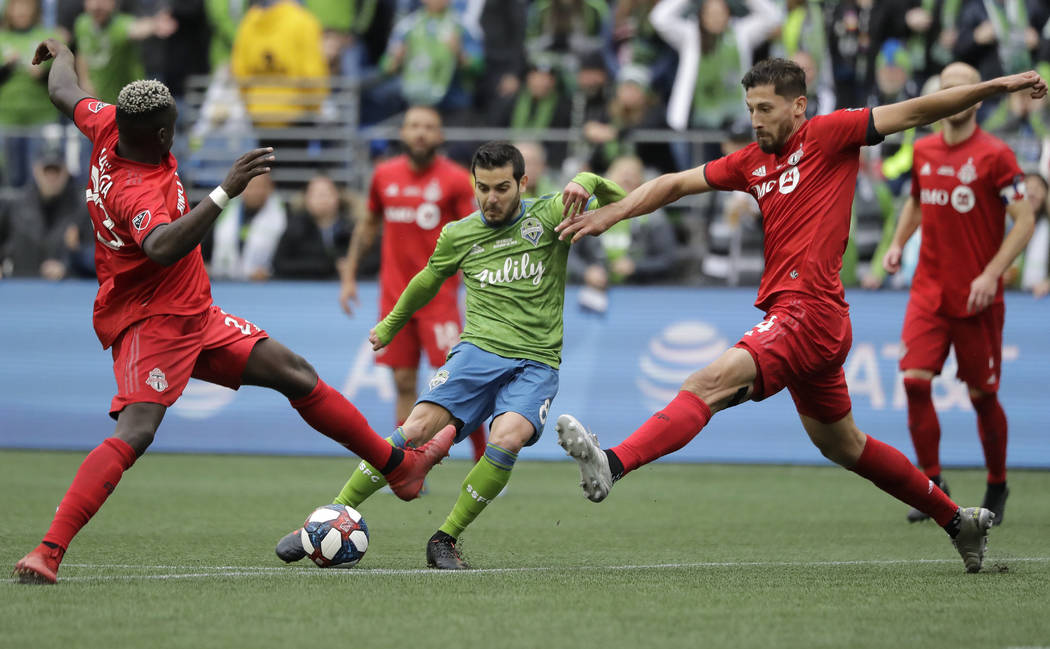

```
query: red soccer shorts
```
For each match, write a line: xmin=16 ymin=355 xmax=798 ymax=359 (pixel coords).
xmin=735 ymin=294 xmax=853 ymax=424
xmin=899 ymin=300 xmax=1004 ymax=392
xmin=375 ymin=308 xmax=462 ymax=369
xmin=109 ymin=305 xmax=268 ymax=416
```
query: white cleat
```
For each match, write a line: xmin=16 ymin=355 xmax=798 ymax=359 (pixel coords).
xmin=952 ymin=506 xmax=995 ymax=573
xmin=556 ymin=414 xmax=613 ymax=503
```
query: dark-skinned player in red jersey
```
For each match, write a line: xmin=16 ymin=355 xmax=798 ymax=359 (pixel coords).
xmin=554 ymin=58 xmax=1047 ymax=573
xmin=12 ymin=39 xmax=454 ymax=585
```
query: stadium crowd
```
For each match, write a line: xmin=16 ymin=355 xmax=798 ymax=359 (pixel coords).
xmin=1 ymin=0 xmax=1048 ymax=298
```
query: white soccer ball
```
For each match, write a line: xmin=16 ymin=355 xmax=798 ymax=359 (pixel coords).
xmin=300 ymin=504 xmax=369 ymax=568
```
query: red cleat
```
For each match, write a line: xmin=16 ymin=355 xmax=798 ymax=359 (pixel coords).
xmin=13 ymin=544 xmax=64 ymax=585
xmin=386 ymin=424 xmax=455 ymax=501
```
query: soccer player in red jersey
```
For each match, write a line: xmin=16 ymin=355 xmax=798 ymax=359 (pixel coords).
xmin=882 ymin=62 xmax=1034 ymax=526
xmin=339 ymin=106 xmax=487 ymax=463
xmin=11 ymin=39 xmax=454 ymax=585
xmin=555 ymin=58 xmax=1046 ymax=573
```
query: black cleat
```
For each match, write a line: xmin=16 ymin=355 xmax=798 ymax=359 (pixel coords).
xmin=907 ymin=475 xmax=950 ymax=523
xmin=426 ymin=531 xmax=470 ymax=570
xmin=982 ymin=483 xmax=1009 ymax=526
xmin=275 ymin=528 xmax=307 ymax=563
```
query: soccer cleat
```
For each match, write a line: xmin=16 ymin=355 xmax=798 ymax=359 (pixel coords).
xmin=275 ymin=528 xmax=307 ymax=563
xmin=385 ymin=425 xmax=455 ymax=501
xmin=981 ymin=483 xmax=1009 ymax=526
xmin=952 ymin=506 xmax=995 ymax=573
xmin=906 ymin=475 xmax=950 ymax=523
xmin=12 ymin=544 xmax=64 ymax=585
xmin=556 ymin=413 xmax=613 ymax=503
xmin=426 ymin=531 xmax=470 ymax=570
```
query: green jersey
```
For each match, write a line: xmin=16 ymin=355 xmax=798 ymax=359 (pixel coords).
xmin=374 ymin=173 xmax=625 ymax=369
xmin=73 ymin=13 xmax=145 ymax=103
xmin=0 ymin=26 xmax=60 ymax=125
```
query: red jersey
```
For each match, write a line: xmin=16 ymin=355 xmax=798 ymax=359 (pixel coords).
xmin=368 ymin=154 xmax=476 ymax=314
xmin=705 ymin=108 xmax=879 ymax=312
xmin=909 ymin=127 xmax=1024 ymax=318
xmin=74 ymin=98 xmax=211 ymax=349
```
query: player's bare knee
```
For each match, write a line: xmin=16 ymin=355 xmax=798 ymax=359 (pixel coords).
xmin=902 ymin=369 xmax=935 ymax=384
xmin=968 ymin=386 xmax=995 ymax=401
xmin=392 ymin=370 xmax=417 ymax=396
xmin=114 ymin=427 xmax=155 ymax=456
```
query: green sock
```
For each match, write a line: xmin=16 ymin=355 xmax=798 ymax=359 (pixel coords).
xmin=439 ymin=443 xmax=517 ymax=539
xmin=333 ymin=428 xmax=409 ymax=508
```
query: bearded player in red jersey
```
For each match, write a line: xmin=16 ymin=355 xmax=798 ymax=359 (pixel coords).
xmin=12 ymin=39 xmax=453 ymax=585
xmin=339 ymin=106 xmax=486 ymax=466
xmin=555 ymin=58 xmax=1046 ymax=573
xmin=883 ymin=62 xmax=1035 ymax=526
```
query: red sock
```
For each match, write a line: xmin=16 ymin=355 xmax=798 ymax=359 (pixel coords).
xmin=42 ymin=437 xmax=138 ymax=550
xmin=903 ymin=377 xmax=941 ymax=477
xmin=851 ymin=435 xmax=957 ymax=526
xmin=291 ymin=380 xmax=393 ymax=469
xmin=971 ymin=393 xmax=1007 ymax=484
xmin=611 ymin=391 xmax=712 ymax=475
xmin=468 ymin=425 xmax=486 ymax=462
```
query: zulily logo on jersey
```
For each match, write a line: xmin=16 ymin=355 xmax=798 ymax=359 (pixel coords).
xmin=474 ymin=252 xmax=546 ymax=288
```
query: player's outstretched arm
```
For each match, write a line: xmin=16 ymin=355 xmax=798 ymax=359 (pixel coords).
xmin=882 ymin=196 xmax=921 ymax=275
xmin=142 ymin=148 xmax=274 ymax=266
xmin=369 ymin=266 xmax=446 ymax=350
xmin=32 ymin=39 xmax=90 ymax=121
xmin=872 ymin=70 xmax=1047 ymax=137
xmin=557 ymin=166 xmax=713 ymax=243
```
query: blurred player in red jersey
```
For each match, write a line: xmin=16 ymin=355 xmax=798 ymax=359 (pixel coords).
xmin=12 ymin=39 xmax=454 ymax=585
xmin=555 ymin=58 xmax=1046 ymax=573
xmin=339 ymin=106 xmax=486 ymax=463
xmin=882 ymin=62 xmax=1034 ymax=526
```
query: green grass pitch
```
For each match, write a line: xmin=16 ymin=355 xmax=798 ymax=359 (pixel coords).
xmin=2 ymin=450 xmax=1048 ymax=649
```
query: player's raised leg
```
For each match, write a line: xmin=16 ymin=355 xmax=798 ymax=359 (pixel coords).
xmin=428 ymin=412 xmax=532 ymax=569
xmin=13 ymin=403 xmax=163 ymax=584
xmin=239 ymin=337 xmax=454 ymax=500
xmin=275 ymin=402 xmax=455 ymax=563
xmin=800 ymin=411 xmax=993 ymax=573
xmin=333 ymin=402 xmax=455 ymax=507
xmin=558 ymin=347 xmax=753 ymax=502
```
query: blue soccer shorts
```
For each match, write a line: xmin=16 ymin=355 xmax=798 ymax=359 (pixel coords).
xmin=416 ymin=342 xmax=559 ymax=446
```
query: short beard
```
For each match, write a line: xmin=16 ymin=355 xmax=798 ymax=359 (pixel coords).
xmin=487 ymin=192 xmax=521 ymax=225
xmin=406 ymin=145 xmax=438 ymax=168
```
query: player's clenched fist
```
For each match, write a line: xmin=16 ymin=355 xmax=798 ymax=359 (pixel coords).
xmin=221 ymin=147 xmax=275 ymax=197
xmin=32 ymin=38 xmax=69 ymax=65
xmin=368 ymin=327 xmax=387 ymax=351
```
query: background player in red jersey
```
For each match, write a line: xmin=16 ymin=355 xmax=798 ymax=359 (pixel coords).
xmin=882 ymin=62 xmax=1035 ymax=526
xmin=339 ymin=106 xmax=486 ymax=463
xmin=12 ymin=39 xmax=453 ymax=585
xmin=555 ymin=58 xmax=1046 ymax=573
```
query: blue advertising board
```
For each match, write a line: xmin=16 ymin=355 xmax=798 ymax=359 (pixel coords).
xmin=1 ymin=280 xmax=1047 ymax=467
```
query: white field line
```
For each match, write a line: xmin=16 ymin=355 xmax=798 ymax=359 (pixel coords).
xmin=42 ymin=557 xmax=1050 ymax=581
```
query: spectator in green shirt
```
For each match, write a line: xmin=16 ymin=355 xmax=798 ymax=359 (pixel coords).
xmin=0 ymin=0 xmax=62 ymax=186
xmin=73 ymin=0 xmax=175 ymax=103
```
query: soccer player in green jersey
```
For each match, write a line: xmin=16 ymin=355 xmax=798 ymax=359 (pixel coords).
xmin=275 ymin=141 xmax=625 ymax=568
